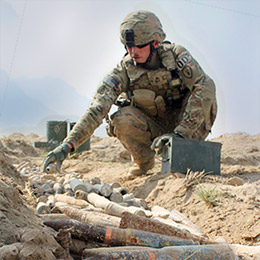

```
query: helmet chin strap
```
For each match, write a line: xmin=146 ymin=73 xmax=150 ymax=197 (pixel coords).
xmin=135 ymin=41 xmax=155 ymax=66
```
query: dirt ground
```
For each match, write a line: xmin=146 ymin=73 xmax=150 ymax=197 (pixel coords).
xmin=0 ymin=132 xmax=260 ymax=259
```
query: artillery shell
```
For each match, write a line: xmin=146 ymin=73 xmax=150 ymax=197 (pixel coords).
xmin=124 ymin=198 xmax=148 ymax=209
xmin=37 ymin=195 xmax=48 ymax=203
xmin=44 ymin=219 xmax=197 ymax=248
xmin=151 ymin=205 xmax=170 ymax=219
xmin=135 ymin=198 xmax=148 ymax=209
xmin=123 ymin=199 xmax=139 ymax=207
xmin=63 ymin=183 xmax=72 ymax=192
xmin=46 ymin=195 xmax=55 ymax=207
xmin=82 ymin=244 xmax=236 ymax=260
xmin=83 ymin=246 xmax=149 ymax=258
xmin=122 ymin=193 xmax=135 ymax=201
xmin=41 ymin=183 xmax=52 ymax=191
xmin=83 ymin=181 xmax=93 ymax=193
xmin=114 ymin=187 xmax=128 ymax=195
xmin=170 ymin=209 xmax=206 ymax=237
xmin=75 ymin=190 xmax=89 ymax=201
xmin=53 ymin=182 xmax=63 ymax=194
xmin=55 ymin=194 xmax=91 ymax=208
xmin=110 ymin=182 xmax=121 ymax=189
xmin=87 ymin=192 xmax=111 ymax=209
xmin=39 ymin=213 xmax=70 ymax=221
xmin=118 ymin=202 xmax=129 ymax=207
xmin=36 ymin=202 xmax=50 ymax=214
xmin=57 ymin=176 xmax=65 ymax=184
xmin=109 ymin=191 xmax=123 ymax=203
xmin=45 ymin=163 xmax=57 ymax=174
xmin=94 ymin=184 xmax=112 ymax=197
xmin=44 ymin=188 xmax=55 ymax=195
xmin=60 ymin=206 xmax=121 ymax=227
xmin=119 ymin=212 xmax=209 ymax=244
xmin=90 ymin=177 xmax=101 ymax=185
xmin=105 ymin=203 xmax=147 ymax=218
xmin=128 ymin=206 xmax=153 ymax=218
xmin=70 ymin=178 xmax=89 ymax=193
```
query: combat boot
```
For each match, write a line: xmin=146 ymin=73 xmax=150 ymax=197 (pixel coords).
xmin=128 ymin=158 xmax=155 ymax=178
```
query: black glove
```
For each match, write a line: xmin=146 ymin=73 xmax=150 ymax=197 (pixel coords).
xmin=151 ymin=132 xmax=183 ymax=154
xmin=43 ymin=143 xmax=72 ymax=173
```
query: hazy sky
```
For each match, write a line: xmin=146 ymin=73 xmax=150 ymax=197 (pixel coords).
xmin=1 ymin=0 xmax=259 ymax=138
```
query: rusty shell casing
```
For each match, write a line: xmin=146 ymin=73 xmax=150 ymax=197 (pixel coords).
xmin=83 ymin=245 xmax=236 ymax=260
xmin=83 ymin=246 xmax=149 ymax=258
xmin=59 ymin=206 xmax=121 ymax=227
xmin=43 ymin=219 xmax=197 ymax=248
xmin=120 ymin=211 xmax=210 ymax=244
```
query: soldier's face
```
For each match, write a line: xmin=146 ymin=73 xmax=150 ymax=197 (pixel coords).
xmin=126 ymin=43 xmax=151 ymax=63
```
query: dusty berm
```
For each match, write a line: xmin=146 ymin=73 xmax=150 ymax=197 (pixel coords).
xmin=0 ymin=132 xmax=259 ymax=259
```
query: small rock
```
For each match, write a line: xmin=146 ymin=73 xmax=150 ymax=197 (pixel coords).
xmin=214 ymin=236 xmax=228 ymax=244
xmin=171 ymin=172 xmax=186 ymax=178
xmin=226 ymin=176 xmax=244 ymax=186
xmin=119 ymin=150 xmax=131 ymax=160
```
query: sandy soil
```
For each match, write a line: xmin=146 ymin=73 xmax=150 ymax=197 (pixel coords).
xmin=0 ymin=132 xmax=259 ymax=259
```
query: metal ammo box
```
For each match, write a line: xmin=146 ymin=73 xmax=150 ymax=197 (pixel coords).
xmin=161 ymin=135 xmax=222 ymax=175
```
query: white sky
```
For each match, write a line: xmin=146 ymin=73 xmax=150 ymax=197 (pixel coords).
xmin=1 ymin=0 xmax=260 ymax=138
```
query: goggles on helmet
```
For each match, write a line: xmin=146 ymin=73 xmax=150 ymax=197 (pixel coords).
xmin=125 ymin=29 xmax=135 ymax=48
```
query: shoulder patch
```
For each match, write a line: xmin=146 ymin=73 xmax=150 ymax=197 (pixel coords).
xmin=176 ymin=54 xmax=191 ymax=72
xmin=103 ymin=75 xmax=121 ymax=95
xmin=103 ymin=75 xmax=119 ymax=89
xmin=183 ymin=65 xmax=193 ymax=79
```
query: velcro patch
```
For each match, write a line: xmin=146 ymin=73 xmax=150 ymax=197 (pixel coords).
xmin=183 ymin=65 xmax=193 ymax=79
xmin=103 ymin=75 xmax=119 ymax=89
xmin=176 ymin=54 xmax=191 ymax=72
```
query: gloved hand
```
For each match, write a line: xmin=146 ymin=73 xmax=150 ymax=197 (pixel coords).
xmin=43 ymin=143 xmax=72 ymax=173
xmin=151 ymin=132 xmax=183 ymax=154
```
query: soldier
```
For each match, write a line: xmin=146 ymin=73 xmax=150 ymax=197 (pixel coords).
xmin=43 ymin=10 xmax=217 ymax=178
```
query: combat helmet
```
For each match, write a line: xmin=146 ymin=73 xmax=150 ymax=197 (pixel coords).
xmin=120 ymin=10 xmax=166 ymax=47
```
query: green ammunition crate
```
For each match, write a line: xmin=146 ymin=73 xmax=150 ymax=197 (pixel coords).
xmin=161 ymin=136 xmax=222 ymax=175
xmin=47 ymin=120 xmax=67 ymax=143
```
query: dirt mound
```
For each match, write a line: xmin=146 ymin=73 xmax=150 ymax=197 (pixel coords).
xmin=144 ymin=174 xmax=260 ymax=245
xmin=0 ymin=147 xmax=42 ymax=247
xmin=0 ymin=132 xmax=259 ymax=259
xmin=211 ymin=133 xmax=260 ymax=174
xmin=0 ymin=133 xmax=43 ymax=164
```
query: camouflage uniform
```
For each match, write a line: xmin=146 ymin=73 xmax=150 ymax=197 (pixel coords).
xmin=64 ymin=11 xmax=217 ymax=171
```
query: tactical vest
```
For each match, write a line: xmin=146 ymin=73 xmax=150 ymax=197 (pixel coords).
xmin=125 ymin=43 xmax=190 ymax=116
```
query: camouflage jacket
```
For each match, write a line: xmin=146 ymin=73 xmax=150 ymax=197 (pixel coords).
xmin=64 ymin=43 xmax=217 ymax=150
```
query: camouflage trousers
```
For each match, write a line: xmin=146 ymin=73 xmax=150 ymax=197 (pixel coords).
xmin=108 ymin=104 xmax=211 ymax=167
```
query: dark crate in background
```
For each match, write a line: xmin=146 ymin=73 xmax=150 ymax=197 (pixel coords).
xmin=161 ymin=136 xmax=222 ymax=175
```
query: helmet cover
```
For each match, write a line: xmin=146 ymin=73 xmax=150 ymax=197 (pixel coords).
xmin=120 ymin=10 xmax=166 ymax=46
